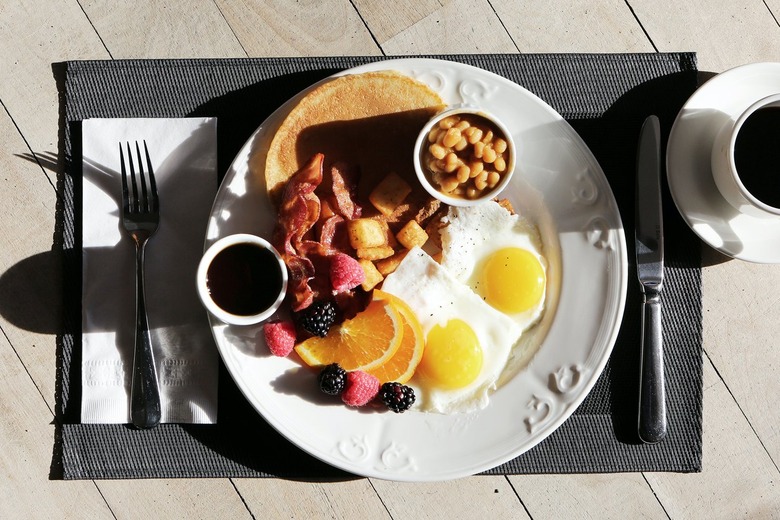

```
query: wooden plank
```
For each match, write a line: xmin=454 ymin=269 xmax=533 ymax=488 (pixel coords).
xmin=372 ymin=0 xmax=518 ymax=54
xmin=698 ymin=251 xmax=780 ymax=468
xmin=96 ymin=479 xmax=252 ymax=519
xmin=371 ymin=476 xmax=530 ymax=519
xmin=80 ymin=0 xmax=245 ymax=58
xmin=508 ymin=473 xmax=666 ymax=518
xmin=351 ymin=0 xmax=441 ymax=44
xmin=0 ymin=330 xmax=111 ymax=518
xmin=216 ymin=0 xmax=381 ymax=57
xmin=631 ymin=0 xmax=780 ymax=72
xmin=0 ymin=106 xmax=62 ymax=413
xmin=491 ymin=0 xmax=653 ymax=52
xmin=235 ymin=479 xmax=391 ymax=518
xmin=646 ymin=351 xmax=780 ymax=518
xmin=0 ymin=0 xmax=108 ymax=174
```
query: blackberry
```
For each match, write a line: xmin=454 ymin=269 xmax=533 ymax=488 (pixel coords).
xmin=318 ymin=363 xmax=347 ymax=396
xmin=298 ymin=300 xmax=337 ymax=337
xmin=380 ymin=382 xmax=416 ymax=413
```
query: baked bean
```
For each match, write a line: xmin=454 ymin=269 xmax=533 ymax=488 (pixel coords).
xmin=469 ymin=160 xmax=484 ymax=178
xmin=423 ymin=112 xmax=512 ymax=199
xmin=474 ymin=171 xmax=488 ymax=191
xmin=494 ymin=156 xmax=506 ymax=172
xmin=473 ymin=141 xmax=485 ymax=159
xmin=439 ymin=116 xmax=458 ymax=129
xmin=442 ymin=128 xmax=461 ymax=148
xmin=430 ymin=143 xmax=447 ymax=160
xmin=483 ymin=146 xmax=497 ymax=164
xmin=456 ymin=164 xmax=470 ymax=183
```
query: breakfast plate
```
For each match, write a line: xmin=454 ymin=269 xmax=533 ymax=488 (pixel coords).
xmin=204 ymin=58 xmax=627 ymax=480
xmin=667 ymin=61 xmax=780 ymax=263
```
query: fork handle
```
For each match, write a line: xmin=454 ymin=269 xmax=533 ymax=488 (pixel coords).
xmin=131 ymin=240 xmax=161 ymax=429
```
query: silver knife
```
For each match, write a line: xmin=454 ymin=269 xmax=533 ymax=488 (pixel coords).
xmin=635 ymin=115 xmax=667 ymax=444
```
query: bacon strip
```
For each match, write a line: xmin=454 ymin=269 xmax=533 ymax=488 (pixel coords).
xmin=327 ymin=161 xmax=362 ymax=220
xmin=274 ymin=154 xmax=324 ymax=311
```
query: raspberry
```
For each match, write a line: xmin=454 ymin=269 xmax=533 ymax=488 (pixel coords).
xmin=330 ymin=253 xmax=365 ymax=293
xmin=297 ymin=300 xmax=337 ymax=337
xmin=318 ymin=363 xmax=347 ymax=396
xmin=262 ymin=320 xmax=296 ymax=357
xmin=380 ymin=382 xmax=416 ymax=413
xmin=341 ymin=371 xmax=380 ymax=407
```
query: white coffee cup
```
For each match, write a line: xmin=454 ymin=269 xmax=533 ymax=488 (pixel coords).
xmin=711 ymin=93 xmax=780 ymax=219
xmin=196 ymin=234 xmax=288 ymax=326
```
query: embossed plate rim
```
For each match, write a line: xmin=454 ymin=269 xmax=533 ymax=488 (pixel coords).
xmin=204 ymin=58 xmax=628 ymax=481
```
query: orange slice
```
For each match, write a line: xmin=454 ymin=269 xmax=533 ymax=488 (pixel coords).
xmin=295 ymin=299 xmax=404 ymax=371
xmin=368 ymin=290 xmax=425 ymax=384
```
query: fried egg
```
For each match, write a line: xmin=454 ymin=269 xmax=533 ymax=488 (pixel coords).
xmin=381 ymin=248 xmax=522 ymax=414
xmin=440 ymin=201 xmax=547 ymax=332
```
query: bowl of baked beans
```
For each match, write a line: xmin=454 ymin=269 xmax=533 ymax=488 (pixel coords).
xmin=413 ymin=106 xmax=516 ymax=206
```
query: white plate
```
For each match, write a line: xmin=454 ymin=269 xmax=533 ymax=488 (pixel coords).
xmin=204 ymin=58 xmax=627 ymax=481
xmin=667 ymin=62 xmax=780 ymax=263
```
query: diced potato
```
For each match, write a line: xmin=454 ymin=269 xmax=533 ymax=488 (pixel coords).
xmin=369 ymin=172 xmax=412 ymax=216
xmin=359 ymin=259 xmax=384 ymax=291
xmin=356 ymin=245 xmax=395 ymax=261
xmin=375 ymin=250 xmax=410 ymax=276
xmin=395 ymin=220 xmax=429 ymax=250
xmin=432 ymin=251 xmax=443 ymax=264
xmin=347 ymin=218 xmax=387 ymax=249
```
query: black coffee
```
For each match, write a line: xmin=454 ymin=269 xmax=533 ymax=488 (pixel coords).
xmin=733 ymin=106 xmax=780 ymax=209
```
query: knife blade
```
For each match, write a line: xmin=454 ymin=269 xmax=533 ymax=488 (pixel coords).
xmin=635 ymin=115 xmax=667 ymax=444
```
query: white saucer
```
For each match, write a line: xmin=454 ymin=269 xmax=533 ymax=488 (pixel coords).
xmin=667 ymin=62 xmax=780 ymax=263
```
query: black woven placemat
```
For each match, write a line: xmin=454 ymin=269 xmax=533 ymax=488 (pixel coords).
xmin=55 ymin=53 xmax=702 ymax=479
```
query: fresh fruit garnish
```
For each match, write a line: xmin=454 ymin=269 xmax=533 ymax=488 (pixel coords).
xmin=379 ymin=382 xmax=416 ymax=413
xmin=329 ymin=253 xmax=365 ymax=293
xmin=317 ymin=363 xmax=347 ymax=396
xmin=262 ymin=320 xmax=296 ymax=357
xmin=368 ymin=290 xmax=425 ymax=384
xmin=294 ymin=299 xmax=404 ymax=371
xmin=341 ymin=371 xmax=380 ymax=407
xmin=297 ymin=300 xmax=338 ymax=337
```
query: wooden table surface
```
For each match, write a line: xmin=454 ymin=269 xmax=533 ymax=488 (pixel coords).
xmin=2 ymin=1 xmax=780 ymax=518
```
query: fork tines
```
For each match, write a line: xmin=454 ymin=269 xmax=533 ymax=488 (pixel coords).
xmin=120 ymin=140 xmax=159 ymax=215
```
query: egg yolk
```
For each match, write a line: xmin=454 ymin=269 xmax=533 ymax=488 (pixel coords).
xmin=419 ymin=319 xmax=483 ymax=389
xmin=482 ymin=247 xmax=545 ymax=314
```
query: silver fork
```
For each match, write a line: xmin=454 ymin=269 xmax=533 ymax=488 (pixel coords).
xmin=120 ymin=141 xmax=161 ymax=429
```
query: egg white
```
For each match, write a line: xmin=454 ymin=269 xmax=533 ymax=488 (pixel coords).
xmin=381 ymin=248 xmax=522 ymax=414
xmin=440 ymin=201 xmax=547 ymax=331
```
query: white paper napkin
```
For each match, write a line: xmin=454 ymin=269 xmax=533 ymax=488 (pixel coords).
xmin=81 ymin=118 xmax=219 ymax=424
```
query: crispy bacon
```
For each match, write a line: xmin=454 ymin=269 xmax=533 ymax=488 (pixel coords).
xmin=273 ymin=154 xmax=369 ymax=312
xmin=274 ymin=154 xmax=324 ymax=311
xmin=321 ymin=161 xmax=362 ymax=220
xmin=318 ymin=215 xmax=353 ymax=255
xmin=275 ymin=153 xmax=323 ymax=254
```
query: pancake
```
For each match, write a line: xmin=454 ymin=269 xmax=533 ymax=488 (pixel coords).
xmin=265 ymin=70 xmax=445 ymax=203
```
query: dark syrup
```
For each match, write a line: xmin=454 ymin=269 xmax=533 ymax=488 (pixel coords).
xmin=206 ymin=243 xmax=282 ymax=316
xmin=733 ymin=106 xmax=780 ymax=209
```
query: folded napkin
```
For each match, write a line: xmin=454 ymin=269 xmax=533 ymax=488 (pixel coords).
xmin=81 ymin=118 xmax=219 ymax=424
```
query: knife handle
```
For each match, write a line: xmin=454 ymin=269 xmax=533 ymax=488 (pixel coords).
xmin=638 ymin=288 xmax=667 ymax=443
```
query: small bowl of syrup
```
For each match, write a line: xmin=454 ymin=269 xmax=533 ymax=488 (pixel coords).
xmin=197 ymin=234 xmax=287 ymax=326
